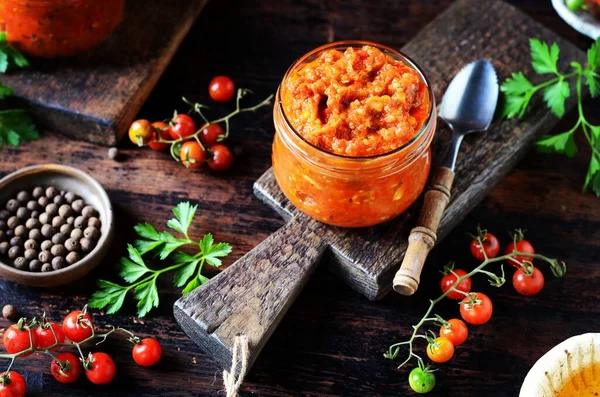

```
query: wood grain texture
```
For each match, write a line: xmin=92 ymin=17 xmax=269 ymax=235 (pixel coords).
xmin=0 ymin=0 xmax=597 ymax=396
xmin=0 ymin=0 xmax=207 ymax=146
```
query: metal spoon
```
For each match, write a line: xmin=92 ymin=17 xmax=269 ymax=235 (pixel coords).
xmin=393 ymin=59 xmax=499 ymax=296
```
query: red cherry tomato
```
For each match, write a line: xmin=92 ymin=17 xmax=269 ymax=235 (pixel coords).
xmin=168 ymin=114 xmax=196 ymax=140
xmin=132 ymin=338 xmax=162 ymax=367
xmin=460 ymin=292 xmax=493 ymax=325
xmin=513 ymin=266 xmax=545 ymax=296
xmin=3 ymin=323 xmax=37 ymax=356
xmin=62 ymin=310 xmax=94 ymax=343
xmin=35 ymin=322 xmax=65 ymax=351
xmin=200 ymin=124 xmax=225 ymax=147
xmin=439 ymin=318 xmax=469 ymax=346
xmin=505 ymin=230 xmax=535 ymax=268
xmin=148 ymin=121 xmax=170 ymax=151
xmin=207 ymin=144 xmax=234 ymax=171
xmin=470 ymin=230 xmax=500 ymax=261
xmin=440 ymin=269 xmax=471 ymax=300
xmin=0 ymin=371 xmax=26 ymax=397
xmin=179 ymin=141 xmax=206 ymax=169
xmin=208 ymin=76 xmax=235 ymax=102
xmin=51 ymin=352 xmax=82 ymax=384
xmin=84 ymin=352 xmax=116 ymax=385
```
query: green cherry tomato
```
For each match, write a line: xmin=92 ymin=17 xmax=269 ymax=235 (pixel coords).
xmin=408 ymin=367 xmax=436 ymax=394
xmin=566 ymin=0 xmax=585 ymax=11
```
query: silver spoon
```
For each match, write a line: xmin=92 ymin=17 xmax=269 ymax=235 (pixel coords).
xmin=393 ymin=59 xmax=499 ymax=296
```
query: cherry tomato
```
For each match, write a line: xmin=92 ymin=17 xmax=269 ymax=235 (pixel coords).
xmin=207 ymin=144 xmax=234 ymax=171
xmin=566 ymin=0 xmax=585 ymax=10
xmin=35 ymin=322 xmax=65 ymax=351
xmin=505 ymin=230 xmax=535 ymax=268
xmin=470 ymin=231 xmax=500 ymax=261
xmin=51 ymin=352 xmax=82 ymax=384
xmin=132 ymin=338 xmax=162 ymax=367
xmin=408 ymin=367 xmax=436 ymax=394
xmin=3 ymin=323 xmax=37 ymax=356
xmin=200 ymin=124 xmax=225 ymax=147
xmin=168 ymin=114 xmax=196 ymax=140
xmin=460 ymin=292 xmax=493 ymax=325
xmin=440 ymin=269 xmax=471 ymax=300
xmin=513 ymin=266 xmax=545 ymax=296
xmin=208 ymin=76 xmax=235 ymax=102
xmin=62 ymin=310 xmax=94 ymax=343
xmin=128 ymin=120 xmax=153 ymax=147
xmin=148 ymin=121 xmax=170 ymax=151
xmin=439 ymin=318 xmax=468 ymax=346
xmin=0 ymin=371 xmax=26 ymax=397
xmin=426 ymin=336 xmax=454 ymax=363
xmin=179 ymin=141 xmax=206 ymax=169
xmin=84 ymin=352 xmax=116 ymax=385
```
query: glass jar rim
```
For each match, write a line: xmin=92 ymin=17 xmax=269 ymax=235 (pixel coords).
xmin=277 ymin=40 xmax=435 ymax=161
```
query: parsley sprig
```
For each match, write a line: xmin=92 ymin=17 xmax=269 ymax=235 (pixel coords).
xmin=0 ymin=31 xmax=39 ymax=150
xmin=501 ymin=38 xmax=600 ymax=196
xmin=89 ymin=202 xmax=232 ymax=317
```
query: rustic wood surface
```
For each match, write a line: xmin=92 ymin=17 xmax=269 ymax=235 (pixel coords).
xmin=0 ymin=0 xmax=207 ymax=146
xmin=0 ymin=0 xmax=598 ymax=396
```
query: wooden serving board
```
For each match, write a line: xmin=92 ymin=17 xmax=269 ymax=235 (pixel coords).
xmin=0 ymin=0 xmax=207 ymax=146
xmin=174 ymin=0 xmax=586 ymax=374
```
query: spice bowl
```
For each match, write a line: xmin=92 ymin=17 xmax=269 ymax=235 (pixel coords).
xmin=0 ymin=164 xmax=114 ymax=287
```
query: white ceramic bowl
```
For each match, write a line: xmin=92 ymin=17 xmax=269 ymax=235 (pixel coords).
xmin=520 ymin=333 xmax=600 ymax=396
xmin=552 ymin=0 xmax=600 ymax=39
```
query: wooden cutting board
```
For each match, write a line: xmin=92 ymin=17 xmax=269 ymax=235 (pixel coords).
xmin=174 ymin=0 xmax=586 ymax=373
xmin=0 ymin=0 xmax=207 ymax=146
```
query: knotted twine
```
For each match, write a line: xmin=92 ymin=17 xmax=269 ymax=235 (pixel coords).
xmin=223 ymin=335 xmax=249 ymax=397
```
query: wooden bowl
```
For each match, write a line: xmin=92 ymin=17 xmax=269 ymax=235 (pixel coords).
xmin=0 ymin=164 xmax=114 ymax=287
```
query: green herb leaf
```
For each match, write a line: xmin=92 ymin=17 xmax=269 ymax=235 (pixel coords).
xmin=133 ymin=239 xmax=163 ymax=255
xmin=530 ymin=39 xmax=560 ymax=75
xmin=502 ymin=92 xmax=533 ymax=119
xmin=158 ymin=231 xmax=187 ymax=259
xmin=536 ymin=131 xmax=577 ymax=157
xmin=588 ymin=37 xmax=600 ymax=70
xmin=583 ymin=69 xmax=600 ymax=98
xmin=199 ymin=233 xmax=232 ymax=267
xmin=0 ymin=82 xmax=12 ymax=100
xmin=182 ymin=274 xmax=209 ymax=295
xmin=134 ymin=281 xmax=159 ymax=318
xmin=0 ymin=109 xmax=40 ymax=151
xmin=543 ymin=80 xmax=570 ymax=117
xmin=584 ymin=155 xmax=600 ymax=193
xmin=119 ymin=257 xmax=149 ymax=283
xmin=500 ymin=72 xmax=534 ymax=96
xmin=173 ymin=259 xmax=200 ymax=288
xmin=134 ymin=222 xmax=161 ymax=240
xmin=167 ymin=201 xmax=197 ymax=236
xmin=0 ymin=32 xmax=29 ymax=72
xmin=88 ymin=280 xmax=129 ymax=314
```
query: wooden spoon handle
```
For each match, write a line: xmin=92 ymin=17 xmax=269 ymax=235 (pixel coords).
xmin=393 ymin=166 xmax=455 ymax=295
xmin=173 ymin=218 xmax=327 ymax=373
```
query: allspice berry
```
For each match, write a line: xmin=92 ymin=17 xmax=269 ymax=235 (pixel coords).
xmin=0 ymin=210 xmax=10 ymax=221
xmin=8 ymin=246 xmax=22 ymax=259
xmin=88 ymin=217 xmax=102 ymax=229
xmin=66 ymin=251 xmax=81 ymax=265
xmin=16 ymin=191 xmax=30 ymax=203
xmin=60 ymin=224 xmax=73 ymax=236
xmin=45 ymin=203 xmax=58 ymax=217
xmin=24 ymin=239 xmax=38 ymax=251
xmin=53 ymin=195 xmax=66 ymax=206
xmin=41 ymin=263 xmax=52 ymax=272
xmin=2 ymin=305 xmax=16 ymax=321
xmin=30 ymin=211 xmax=39 ymax=219
xmin=52 ymin=233 xmax=67 ymax=245
xmin=71 ymin=199 xmax=85 ymax=213
xmin=80 ymin=237 xmax=95 ymax=253
xmin=70 ymin=228 xmax=83 ymax=241
xmin=51 ymin=244 xmax=67 ymax=257
xmin=24 ymin=249 xmax=37 ymax=261
xmin=58 ymin=204 xmax=73 ymax=219
xmin=26 ymin=200 xmax=40 ymax=211
xmin=74 ymin=216 xmax=87 ymax=229
xmin=81 ymin=206 xmax=97 ymax=218
xmin=38 ymin=212 xmax=50 ymax=225
xmin=38 ymin=196 xmax=50 ymax=207
xmin=83 ymin=226 xmax=100 ymax=241
xmin=32 ymin=186 xmax=44 ymax=199
xmin=51 ymin=256 xmax=66 ymax=270
xmin=64 ymin=238 xmax=79 ymax=252
xmin=14 ymin=225 xmax=28 ymax=238
xmin=7 ymin=216 xmax=20 ymax=229
xmin=64 ymin=192 xmax=78 ymax=204
xmin=66 ymin=217 xmax=75 ymax=226
xmin=41 ymin=240 xmax=53 ymax=251
xmin=14 ymin=257 xmax=29 ymax=270
xmin=0 ymin=220 xmax=5 ymax=231
xmin=38 ymin=250 xmax=53 ymax=263
xmin=25 ymin=218 xmax=41 ymax=230
xmin=45 ymin=186 xmax=59 ymax=199
xmin=29 ymin=259 xmax=42 ymax=272
xmin=28 ymin=228 xmax=42 ymax=241
xmin=9 ymin=236 xmax=22 ymax=247
xmin=6 ymin=199 xmax=19 ymax=212
xmin=51 ymin=216 xmax=65 ymax=228
xmin=16 ymin=207 xmax=30 ymax=220
xmin=0 ymin=242 xmax=9 ymax=255
xmin=41 ymin=224 xmax=56 ymax=238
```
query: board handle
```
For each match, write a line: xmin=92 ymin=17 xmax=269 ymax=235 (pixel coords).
xmin=393 ymin=167 xmax=455 ymax=295
xmin=173 ymin=218 xmax=327 ymax=373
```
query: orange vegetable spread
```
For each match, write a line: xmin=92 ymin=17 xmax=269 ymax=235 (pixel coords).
xmin=282 ymin=45 xmax=430 ymax=157
xmin=0 ymin=0 xmax=124 ymax=58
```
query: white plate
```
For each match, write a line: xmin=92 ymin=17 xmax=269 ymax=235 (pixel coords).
xmin=552 ymin=0 xmax=600 ymax=39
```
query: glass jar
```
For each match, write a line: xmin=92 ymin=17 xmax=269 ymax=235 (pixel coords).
xmin=0 ymin=0 xmax=125 ymax=58
xmin=272 ymin=41 xmax=436 ymax=228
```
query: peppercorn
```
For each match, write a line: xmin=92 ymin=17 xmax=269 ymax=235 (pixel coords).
xmin=38 ymin=212 xmax=50 ymax=225
xmin=9 ymin=236 xmax=22 ymax=247
xmin=70 ymin=228 xmax=83 ymax=241
xmin=0 ymin=210 xmax=9 ymax=221
xmin=81 ymin=206 xmax=97 ymax=218
xmin=41 ymin=224 xmax=56 ymax=238
xmin=74 ymin=216 xmax=87 ymax=229
xmin=51 ymin=216 xmax=65 ymax=228
xmin=46 ymin=186 xmax=58 ymax=199
xmin=2 ymin=305 xmax=16 ymax=320
xmin=38 ymin=196 xmax=50 ymax=207
xmin=14 ymin=225 xmax=28 ymax=238
xmin=24 ymin=239 xmax=38 ymax=251
xmin=29 ymin=259 xmax=42 ymax=272
xmin=6 ymin=199 xmax=19 ymax=212
xmin=13 ymin=257 xmax=29 ymax=270
xmin=32 ymin=187 xmax=44 ymax=199
xmin=66 ymin=251 xmax=81 ymax=265
xmin=83 ymin=226 xmax=101 ymax=241
xmin=25 ymin=218 xmax=41 ymax=230
xmin=8 ymin=246 xmax=22 ymax=259
xmin=38 ymin=250 xmax=53 ymax=263
xmin=41 ymin=263 xmax=52 ymax=272
xmin=7 ymin=216 xmax=20 ymax=229
xmin=29 ymin=229 xmax=42 ymax=241
xmin=16 ymin=191 xmax=30 ymax=203
xmin=64 ymin=192 xmax=77 ymax=204
xmin=58 ymin=204 xmax=73 ymax=219
xmin=0 ymin=242 xmax=9 ymax=255
xmin=45 ymin=203 xmax=58 ymax=217
xmin=64 ymin=238 xmax=79 ymax=252
xmin=71 ymin=199 xmax=85 ymax=213
xmin=51 ymin=244 xmax=67 ymax=257
xmin=30 ymin=211 xmax=39 ymax=219
xmin=80 ymin=237 xmax=95 ymax=253
xmin=51 ymin=256 xmax=66 ymax=270
xmin=66 ymin=216 xmax=74 ymax=225
xmin=16 ymin=207 xmax=30 ymax=221
xmin=40 ymin=240 xmax=53 ymax=251
xmin=24 ymin=249 xmax=37 ymax=261
xmin=53 ymin=195 xmax=66 ymax=206
xmin=26 ymin=200 xmax=40 ymax=211
xmin=52 ymin=233 xmax=67 ymax=245
xmin=60 ymin=224 xmax=73 ymax=236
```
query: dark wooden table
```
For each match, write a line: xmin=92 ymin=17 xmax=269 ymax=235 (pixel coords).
xmin=1 ymin=1 xmax=599 ymax=396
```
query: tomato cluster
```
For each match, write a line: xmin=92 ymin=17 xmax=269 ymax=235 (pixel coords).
xmin=0 ymin=307 xmax=162 ymax=396
xmin=128 ymin=75 xmax=236 ymax=172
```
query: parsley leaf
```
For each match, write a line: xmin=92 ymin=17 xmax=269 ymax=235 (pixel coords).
xmin=118 ymin=245 xmax=151 ymax=283
xmin=0 ymin=109 xmax=40 ymax=151
xmin=134 ymin=281 xmax=159 ymax=318
xmin=530 ymin=38 xmax=560 ymax=75
xmin=89 ymin=280 xmax=129 ymax=315
xmin=536 ymin=131 xmax=577 ymax=157
xmin=0 ymin=82 xmax=12 ymax=99
xmin=584 ymin=155 xmax=600 ymax=195
xmin=200 ymin=233 xmax=232 ymax=267
xmin=0 ymin=32 xmax=29 ymax=72
xmin=500 ymin=72 xmax=534 ymax=96
xmin=182 ymin=274 xmax=209 ymax=295
xmin=166 ymin=202 xmax=197 ymax=237
xmin=543 ymin=80 xmax=570 ymax=117
xmin=583 ymin=69 xmax=600 ymax=98
xmin=588 ymin=38 xmax=600 ymax=71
